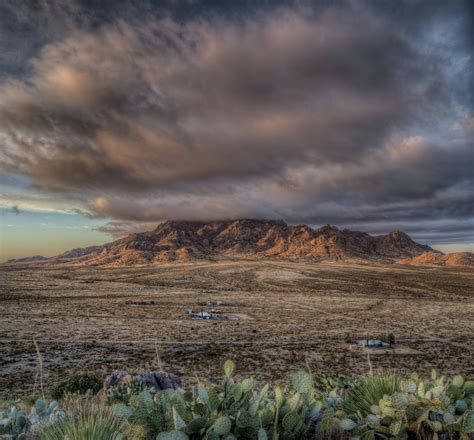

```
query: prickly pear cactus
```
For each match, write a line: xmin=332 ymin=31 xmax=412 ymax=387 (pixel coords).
xmin=338 ymin=418 xmax=357 ymax=431
xmin=452 ymin=375 xmax=465 ymax=388
xmin=391 ymin=392 xmax=409 ymax=408
xmin=366 ymin=414 xmax=381 ymax=428
xmin=212 ymin=415 xmax=232 ymax=435
xmin=236 ymin=411 xmax=259 ymax=430
xmin=370 ymin=404 xmax=381 ymax=415
xmin=25 ymin=360 xmax=470 ymax=440
xmin=224 ymin=360 xmax=236 ymax=378
xmin=462 ymin=410 xmax=474 ymax=433
xmin=292 ymin=371 xmax=313 ymax=396
xmin=402 ymin=380 xmax=417 ymax=394
xmin=455 ymin=399 xmax=468 ymax=413
xmin=463 ymin=381 xmax=474 ymax=396
xmin=112 ymin=403 xmax=134 ymax=418
xmin=389 ymin=419 xmax=402 ymax=436
xmin=282 ymin=411 xmax=301 ymax=432
xmin=156 ymin=431 xmax=188 ymax=440
xmin=0 ymin=406 xmax=27 ymax=437
xmin=0 ymin=399 xmax=64 ymax=439
xmin=443 ymin=412 xmax=456 ymax=424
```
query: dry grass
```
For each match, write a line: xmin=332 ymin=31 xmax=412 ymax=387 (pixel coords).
xmin=0 ymin=260 xmax=473 ymax=398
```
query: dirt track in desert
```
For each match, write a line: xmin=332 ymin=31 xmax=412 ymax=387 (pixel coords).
xmin=1 ymin=260 xmax=473 ymax=397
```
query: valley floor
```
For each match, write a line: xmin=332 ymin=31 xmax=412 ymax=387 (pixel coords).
xmin=0 ymin=260 xmax=473 ymax=398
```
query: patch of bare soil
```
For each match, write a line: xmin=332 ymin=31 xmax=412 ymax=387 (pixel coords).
xmin=223 ymin=313 xmax=254 ymax=321
xmin=0 ymin=260 xmax=473 ymax=398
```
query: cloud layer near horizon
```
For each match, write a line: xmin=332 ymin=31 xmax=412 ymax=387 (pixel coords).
xmin=0 ymin=1 xmax=472 ymax=244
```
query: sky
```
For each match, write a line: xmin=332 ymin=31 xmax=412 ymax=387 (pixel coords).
xmin=0 ymin=0 xmax=473 ymax=261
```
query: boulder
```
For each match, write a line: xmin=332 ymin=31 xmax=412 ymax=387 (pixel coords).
xmin=104 ymin=370 xmax=181 ymax=391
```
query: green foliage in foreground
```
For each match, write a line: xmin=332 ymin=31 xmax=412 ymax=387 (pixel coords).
xmin=51 ymin=372 xmax=102 ymax=400
xmin=0 ymin=399 xmax=65 ymax=437
xmin=2 ymin=363 xmax=473 ymax=439
xmin=36 ymin=400 xmax=126 ymax=440
xmin=337 ymin=370 xmax=474 ymax=439
xmin=107 ymin=362 xmax=473 ymax=440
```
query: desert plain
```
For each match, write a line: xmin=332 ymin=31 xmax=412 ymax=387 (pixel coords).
xmin=0 ymin=260 xmax=473 ymax=399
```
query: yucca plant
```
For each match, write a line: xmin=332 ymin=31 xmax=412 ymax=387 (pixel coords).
xmin=339 ymin=373 xmax=402 ymax=416
xmin=36 ymin=397 xmax=127 ymax=440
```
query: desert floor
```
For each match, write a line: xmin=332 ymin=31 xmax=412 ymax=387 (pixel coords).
xmin=0 ymin=260 xmax=473 ymax=397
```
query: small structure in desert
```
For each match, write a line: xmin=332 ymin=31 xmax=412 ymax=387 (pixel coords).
xmin=202 ymin=300 xmax=222 ymax=306
xmin=186 ymin=308 xmax=220 ymax=320
xmin=174 ymin=275 xmax=193 ymax=283
xmin=201 ymin=289 xmax=220 ymax=294
xmin=362 ymin=339 xmax=391 ymax=348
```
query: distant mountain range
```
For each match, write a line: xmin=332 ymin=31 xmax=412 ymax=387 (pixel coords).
xmin=3 ymin=219 xmax=473 ymax=267
xmin=398 ymin=251 xmax=474 ymax=267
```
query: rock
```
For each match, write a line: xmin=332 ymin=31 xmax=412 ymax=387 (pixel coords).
xmin=104 ymin=369 xmax=130 ymax=387
xmin=155 ymin=371 xmax=181 ymax=390
xmin=104 ymin=370 xmax=181 ymax=391
xmin=134 ymin=372 xmax=159 ymax=389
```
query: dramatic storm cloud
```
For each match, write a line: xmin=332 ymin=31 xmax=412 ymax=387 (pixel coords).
xmin=0 ymin=0 xmax=472 ymax=246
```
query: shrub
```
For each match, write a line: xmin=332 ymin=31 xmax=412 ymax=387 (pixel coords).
xmin=36 ymin=399 xmax=126 ymax=440
xmin=379 ymin=333 xmax=396 ymax=345
xmin=51 ymin=372 xmax=102 ymax=400
xmin=344 ymin=333 xmax=353 ymax=343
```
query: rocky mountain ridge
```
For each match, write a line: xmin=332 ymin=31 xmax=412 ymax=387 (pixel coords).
xmin=398 ymin=251 xmax=474 ymax=267
xmin=3 ymin=219 xmax=449 ymax=267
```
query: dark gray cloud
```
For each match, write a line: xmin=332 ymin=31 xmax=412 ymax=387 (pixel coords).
xmin=0 ymin=1 xmax=472 ymax=245
xmin=95 ymin=220 xmax=157 ymax=237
